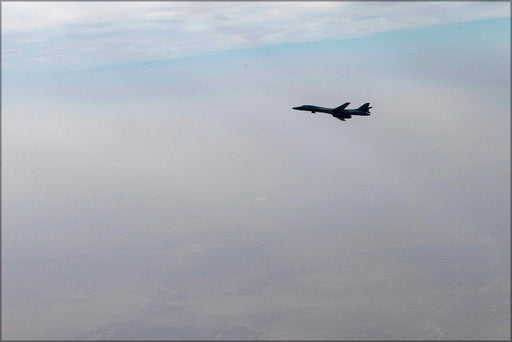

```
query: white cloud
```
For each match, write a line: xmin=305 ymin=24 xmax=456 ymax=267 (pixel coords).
xmin=2 ymin=2 xmax=510 ymax=71
xmin=3 ymin=2 xmax=508 ymax=35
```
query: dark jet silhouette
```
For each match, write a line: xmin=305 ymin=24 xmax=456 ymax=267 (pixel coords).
xmin=293 ymin=102 xmax=372 ymax=121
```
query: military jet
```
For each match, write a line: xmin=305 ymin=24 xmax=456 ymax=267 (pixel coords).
xmin=292 ymin=102 xmax=372 ymax=121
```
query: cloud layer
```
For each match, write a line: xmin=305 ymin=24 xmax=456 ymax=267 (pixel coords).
xmin=2 ymin=2 xmax=510 ymax=71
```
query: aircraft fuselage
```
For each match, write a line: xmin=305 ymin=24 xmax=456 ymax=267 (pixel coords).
xmin=292 ymin=105 xmax=370 ymax=116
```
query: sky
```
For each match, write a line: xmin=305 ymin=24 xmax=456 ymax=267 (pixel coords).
xmin=2 ymin=2 xmax=511 ymax=340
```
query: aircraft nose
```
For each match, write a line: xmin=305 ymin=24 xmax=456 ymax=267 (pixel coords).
xmin=293 ymin=106 xmax=300 ymax=110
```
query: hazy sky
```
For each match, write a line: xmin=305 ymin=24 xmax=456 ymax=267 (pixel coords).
xmin=2 ymin=2 xmax=510 ymax=340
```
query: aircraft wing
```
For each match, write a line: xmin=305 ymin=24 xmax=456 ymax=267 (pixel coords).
xmin=333 ymin=114 xmax=351 ymax=121
xmin=333 ymin=102 xmax=350 ymax=112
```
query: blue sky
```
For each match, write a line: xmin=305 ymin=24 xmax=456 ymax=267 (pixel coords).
xmin=2 ymin=2 xmax=510 ymax=340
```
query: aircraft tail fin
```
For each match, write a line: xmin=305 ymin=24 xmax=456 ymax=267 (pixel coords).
xmin=358 ymin=103 xmax=372 ymax=113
